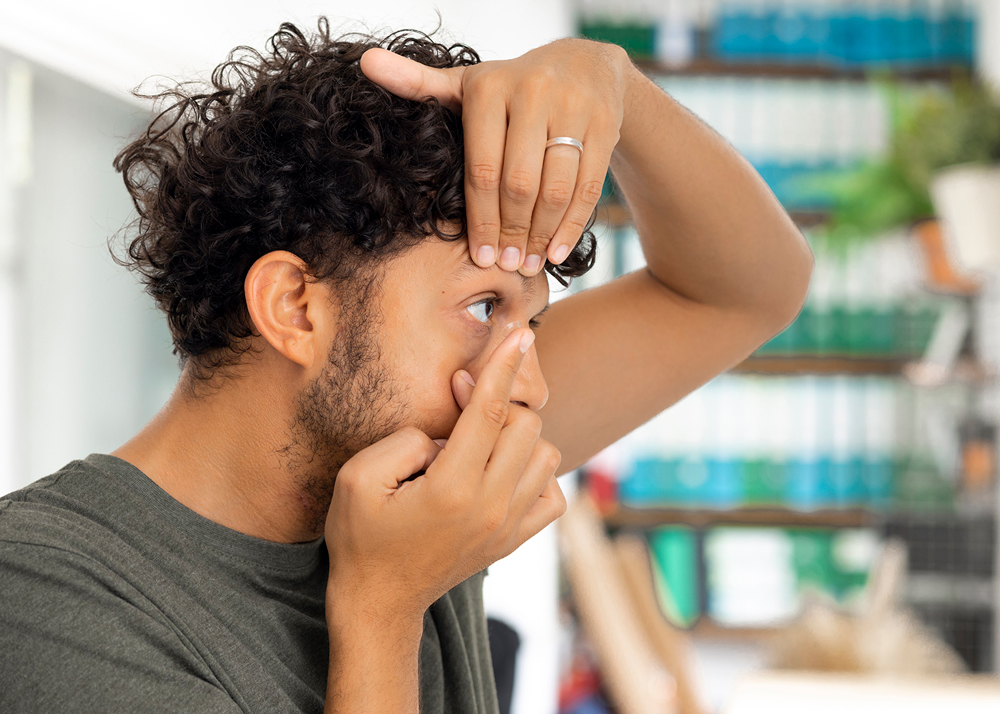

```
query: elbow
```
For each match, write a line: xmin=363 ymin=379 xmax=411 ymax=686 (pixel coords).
xmin=760 ymin=234 xmax=815 ymax=333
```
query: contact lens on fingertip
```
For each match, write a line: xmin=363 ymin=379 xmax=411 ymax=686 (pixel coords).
xmin=505 ymin=321 xmax=521 ymax=330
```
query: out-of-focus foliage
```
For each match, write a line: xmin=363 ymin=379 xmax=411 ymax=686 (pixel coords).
xmin=820 ymin=77 xmax=1000 ymax=245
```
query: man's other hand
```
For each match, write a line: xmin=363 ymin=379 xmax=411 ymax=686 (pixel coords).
xmin=359 ymin=38 xmax=628 ymax=277
xmin=324 ymin=327 xmax=565 ymax=623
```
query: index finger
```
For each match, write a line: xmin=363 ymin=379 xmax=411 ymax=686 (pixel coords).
xmin=433 ymin=328 xmax=536 ymax=475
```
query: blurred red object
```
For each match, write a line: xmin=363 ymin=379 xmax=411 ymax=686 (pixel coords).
xmin=585 ymin=467 xmax=618 ymax=517
xmin=558 ymin=653 xmax=602 ymax=713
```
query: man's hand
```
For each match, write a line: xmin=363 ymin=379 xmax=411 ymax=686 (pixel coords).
xmin=359 ymin=38 xmax=629 ymax=276
xmin=324 ymin=326 xmax=565 ymax=625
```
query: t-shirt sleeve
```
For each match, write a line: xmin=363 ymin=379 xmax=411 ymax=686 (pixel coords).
xmin=0 ymin=539 xmax=243 ymax=714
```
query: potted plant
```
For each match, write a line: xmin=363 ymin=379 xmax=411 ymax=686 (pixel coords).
xmin=823 ymin=78 xmax=1000 ymax=275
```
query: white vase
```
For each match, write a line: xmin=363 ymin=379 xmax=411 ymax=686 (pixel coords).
xmin=929 ymin=163 xmax=1000 ymax=275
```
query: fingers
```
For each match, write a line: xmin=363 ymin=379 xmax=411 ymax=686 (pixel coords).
xmin=495 ymin=95 xmax=548 ymax=272
xmin=546 ymin=130 xmax=615 ymax=267
xmin=512 ymin=474 xmax=567 ymax=552
xmin=340 ymin=427 xmax=443 ymax=493
xmin=482 ymin=405 xmax=542 ymax=497
xmin=520 ymin=142 xmax=582 ymax=276
xmin=463 ymin=84 xmax=509 ymax=268
xmin=434 ymin=328 xmax=535 ymax=478
xmin=451 ymin=370 xmax=476 ymax=412
xmin=359 ymin=48 xmax=464 ymax=113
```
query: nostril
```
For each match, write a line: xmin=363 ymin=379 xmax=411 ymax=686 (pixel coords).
xmin=511 ymin=400 xmax=528 ymax=408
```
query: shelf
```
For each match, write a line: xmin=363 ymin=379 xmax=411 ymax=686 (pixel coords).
xmin=604 ymin=504 xmax=877 ymax=529
xmin=690 ymin=619 xmax=779 ymax=640
xmin=732 ymin=356 xmax=908 ymax=375
xmin=634 ymin=58 xmax=970 ymax=82
xmin=595 ymin=200 xmax=828 ymax=229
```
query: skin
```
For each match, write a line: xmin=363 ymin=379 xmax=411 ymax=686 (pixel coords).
xmin=115 ymin=37 xmax=814 ymax=714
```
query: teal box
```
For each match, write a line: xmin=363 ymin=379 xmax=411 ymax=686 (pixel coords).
xmin=863 ymin=458 xmax=894 ymax=509
xmin=830 ymin=457 xmax=865 ymax=506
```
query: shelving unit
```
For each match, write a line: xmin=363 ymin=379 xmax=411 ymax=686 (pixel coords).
xmin=580 ymin=36 xmax=996 ymax=682
xmin=632 ymin=58 xmax=970 ymax=82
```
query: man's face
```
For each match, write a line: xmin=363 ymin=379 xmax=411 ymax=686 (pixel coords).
xmin=288 ymin=237 xmax=550 ymax=510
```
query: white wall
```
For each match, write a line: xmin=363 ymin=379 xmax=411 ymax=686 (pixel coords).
xmin=0 ymin=1 xmax=575 ymax=105
xmin=0 ymin=55 xmax=180 ymax=488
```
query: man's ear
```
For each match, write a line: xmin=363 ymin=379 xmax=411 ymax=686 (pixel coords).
xmin=244 ymin=251 xmax=335 ymax=370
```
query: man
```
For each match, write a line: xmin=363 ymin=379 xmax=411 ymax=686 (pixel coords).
xmin=0 ymin=18 xmax=811 ymax=714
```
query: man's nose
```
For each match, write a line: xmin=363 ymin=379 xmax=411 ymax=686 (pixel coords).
xmin=509 ymin=342 xmax=548 ymax=412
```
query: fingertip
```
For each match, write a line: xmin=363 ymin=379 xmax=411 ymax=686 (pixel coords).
xmin=549 ymin=243 xmax=571 ymax=265
xmin=521 ymin=253 xmax=543 ymax=276
xmin=451 ymin=370 xmax=476 ymax=410
xmin=519 ymin=330 xmax=535 ymax=354
xmin=475 ymin=244 xmax=496 ymax=267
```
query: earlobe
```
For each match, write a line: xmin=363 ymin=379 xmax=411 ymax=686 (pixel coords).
xmin=245 ymin=251 xmax=331 ymax=369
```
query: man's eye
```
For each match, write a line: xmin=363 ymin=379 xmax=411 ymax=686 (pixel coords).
xmin=466 ymin=299 xmax=494 ymax=324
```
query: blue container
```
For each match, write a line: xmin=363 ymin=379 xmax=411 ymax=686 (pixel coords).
xmin=786 ymin=457 xmax=832 ymax=509
xmin=705 ymin=458 xmax=745 ymax=507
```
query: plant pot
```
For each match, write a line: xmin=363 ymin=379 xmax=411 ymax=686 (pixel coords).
xmin=929 ymin=163 xmax=1000 ymax=275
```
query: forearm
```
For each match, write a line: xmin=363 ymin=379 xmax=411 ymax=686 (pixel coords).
xmin=324 ymin=595 xmax=424 ymax=714
xmin=608 ymin=61 xmax=813 ymax=323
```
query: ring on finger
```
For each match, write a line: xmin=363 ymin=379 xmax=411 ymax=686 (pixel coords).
xmin=544 ymin=136 xmax=584 ymax=153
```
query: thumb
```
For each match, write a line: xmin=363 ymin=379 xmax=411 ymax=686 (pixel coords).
xmin=359 ymin=47 xmax=465 ymax=114
xmin=451 ymin=370 xmax=476 ymax=411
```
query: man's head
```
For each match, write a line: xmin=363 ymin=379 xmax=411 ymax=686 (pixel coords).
xmin=114 ymin=19 xmax=595 ymax=505
xmin=116 ymin=18 xmax=595 ymax=375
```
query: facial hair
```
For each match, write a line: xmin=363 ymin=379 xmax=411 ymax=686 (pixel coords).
xmin=280 ymin=275 xmax=408 ymax=533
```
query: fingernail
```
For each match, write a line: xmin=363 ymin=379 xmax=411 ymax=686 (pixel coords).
xmin=552 ymin=244 xmax=570 ymax=264
xmin=500 ymin=246 xmax=520 ymax=271
xmin=519 ymin=331 xmax=536 ymax=354
xmin=433 ymin=439 xmax=448 ymax=448
xmin=523 ymin=254 xmax=542 ymax=274
xmin=477 ymin=245 xmax=496 ymax=266
xmin=459 ymin=370 xmax=476 ymax=387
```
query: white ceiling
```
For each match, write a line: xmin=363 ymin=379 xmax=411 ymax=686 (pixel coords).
xmin=0 ymin=1 xmax=574 ymax=106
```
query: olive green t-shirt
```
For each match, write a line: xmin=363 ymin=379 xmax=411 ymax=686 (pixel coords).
xmin=0 ymin=454 xmax=498 ymax=714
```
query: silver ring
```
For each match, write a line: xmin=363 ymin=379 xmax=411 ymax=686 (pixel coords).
xmin=545 ymin=136 xmax=583 ymax=153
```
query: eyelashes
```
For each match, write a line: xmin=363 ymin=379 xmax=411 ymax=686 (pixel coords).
xmin=465 ymin=295 xmax=544 ymax=329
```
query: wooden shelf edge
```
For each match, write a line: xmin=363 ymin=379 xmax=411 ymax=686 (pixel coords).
xmin=733 ymin=356 xmax=909 ymax=375
xmin=604 ymin=505 xmax=877 ymax=529
xmin=634 ymin=58 xmax=971 ymax=82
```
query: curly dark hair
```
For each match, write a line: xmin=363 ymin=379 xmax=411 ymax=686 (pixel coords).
xmin=114 ymin=18 xmax=597 ymax=376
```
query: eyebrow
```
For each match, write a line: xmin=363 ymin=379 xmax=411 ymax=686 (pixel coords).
xmin=451 ymin=259 xmax=541 ymax=300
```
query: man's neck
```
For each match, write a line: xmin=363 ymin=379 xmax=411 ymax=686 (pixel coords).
xmin=113 ymin=364 xmax=330 ymax=544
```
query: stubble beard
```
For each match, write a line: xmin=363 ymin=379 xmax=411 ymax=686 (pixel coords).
xmin=281 ymin=276 xmax=408 ymax=533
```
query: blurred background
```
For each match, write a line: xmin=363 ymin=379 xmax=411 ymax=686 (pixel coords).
xmin=2 ymin=2 xmax=1000 ymax=714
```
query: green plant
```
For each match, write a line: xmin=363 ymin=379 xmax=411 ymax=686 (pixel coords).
xmin=821 ymin=78 xmax=1000 ymax=245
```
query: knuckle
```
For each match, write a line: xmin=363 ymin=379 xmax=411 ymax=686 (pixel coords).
xmin=470 ymin=219 xmax=500 ymax=238
xmin=526 ymin=233 xmax=553 ymax=252
xmin=502 ymin=170 xmax=536 ymax=201
xmin=559 ymin=214 xmax=589 ymax=236
xmin=469 ymin=163 xmax=502 ymax=192
xmin=513 ymin=407 xmax=543 ymax=438
xmin=482 ymin=399 xmax=510 ymax=428
xmin=578 ymin=178 xmax=606 ymax=204
xmin=482 ymin=503 xmax=507 ymax=533
xmin=554 ymin=487 xmax=568 ymax=517
xmin=540 ymin=180 xmax=573 ymax=207
xmin=499 ymin=220 xmax=532 ymax=238
xmin=397 ymin=425 xmax=426 ymax=448
xmin=538 ymin=441 xmax=562 ymax=473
